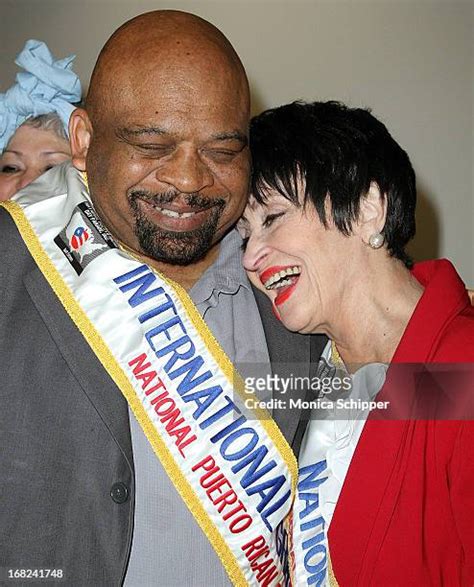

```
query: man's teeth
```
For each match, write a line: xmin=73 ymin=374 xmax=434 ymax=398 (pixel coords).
xmin=264 ymin=266 xmax=301 ymax=290
xmin=154 ymin=206 xmax=197 ymax=219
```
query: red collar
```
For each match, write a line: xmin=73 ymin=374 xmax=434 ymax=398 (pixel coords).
xmin=391 ymin=259 xmax=469 ymax=363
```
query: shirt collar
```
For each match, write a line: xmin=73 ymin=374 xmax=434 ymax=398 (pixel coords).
xmin=189 ymin=228 xmax=251 ymax=304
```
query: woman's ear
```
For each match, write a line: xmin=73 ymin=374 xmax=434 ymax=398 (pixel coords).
xmin=69 ymin=108 xmax=93 ymax=172
xmin=357 ymin=182 xmax=387 ymax=245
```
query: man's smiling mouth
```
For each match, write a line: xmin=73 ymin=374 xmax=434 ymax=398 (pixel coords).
xmin=154 ymin=207 xmax=201 ymax=219
xmin=128 ymin=189 xmax=226 ymax=232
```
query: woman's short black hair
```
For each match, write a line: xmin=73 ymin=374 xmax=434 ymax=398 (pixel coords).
xmin=250 ymin=101 xmax=416 ymax=267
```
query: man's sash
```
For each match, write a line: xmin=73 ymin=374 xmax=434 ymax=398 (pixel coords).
xmin=1 ymin=165 xmax=297 ymax=586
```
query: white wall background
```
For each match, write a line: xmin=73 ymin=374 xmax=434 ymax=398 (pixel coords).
xmin=1 ymin=0 xmax=472 ymax=282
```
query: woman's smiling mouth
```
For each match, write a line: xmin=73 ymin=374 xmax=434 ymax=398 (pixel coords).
xmin=259 ymin=265 xmax=301 ymax=305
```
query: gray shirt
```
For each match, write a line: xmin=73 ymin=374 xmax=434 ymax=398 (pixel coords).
xmin=124 ymin=230 xmax=270 ymax=586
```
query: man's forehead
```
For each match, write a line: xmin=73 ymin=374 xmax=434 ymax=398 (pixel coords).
xmin=107 ymin=96 xmax=248 ymax=127
xmin=121 ymin=53 xmax=244 ymax=94
xmin=96 ymin=77 xmax=249 ymax=138
xmin=94 ymin=24 xmax=243 ymax=91
xmin=87 ymin=15 xmax=250 ymax=135
xmin=98 ymin=63 xmax=247 ymax=116
xmin=87 ymin=14 xmax=250 ymax=133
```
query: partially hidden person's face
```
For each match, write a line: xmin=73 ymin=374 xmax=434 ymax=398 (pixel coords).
xmin=239 ymin=190 xmax=360 ymax=335
xmin=0 ymin=125 xmax=71 ymax=201
xmin=77 ymin=62 xmax=250 ymax=266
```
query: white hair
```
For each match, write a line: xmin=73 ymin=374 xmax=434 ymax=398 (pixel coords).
xmin=21 ymin=112 xmax=68 ymax=141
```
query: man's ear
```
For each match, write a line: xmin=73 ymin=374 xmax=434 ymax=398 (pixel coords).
xmin=69 ymin=108 xmax=93 ymax=172
xmin=357 ymin=182 xmax=387 ymax=244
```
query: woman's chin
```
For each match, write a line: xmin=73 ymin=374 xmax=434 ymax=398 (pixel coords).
xmin=274 ymin=304 xmax=314 ymax=334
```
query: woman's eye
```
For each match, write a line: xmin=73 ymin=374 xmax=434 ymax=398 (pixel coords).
xmin=1 ymin=165 xmax=19 ymax=174
xmin=263 ymin=212 xmax=285 ymax=228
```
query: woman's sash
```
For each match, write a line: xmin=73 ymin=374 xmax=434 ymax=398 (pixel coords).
xmin=1 ymin=165 xmax=297 ymax=587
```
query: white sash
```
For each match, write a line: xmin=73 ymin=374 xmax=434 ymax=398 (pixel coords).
xmin=293 ymin=342 xmax=386 ymax=586
xmin=2 ymin=164 xmax=298 ymax=587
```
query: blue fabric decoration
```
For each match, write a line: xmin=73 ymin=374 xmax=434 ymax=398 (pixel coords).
xmin=0 ymin=39 xmax=82 ymax=150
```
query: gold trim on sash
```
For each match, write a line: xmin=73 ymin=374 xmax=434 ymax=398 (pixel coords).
xmin=328 ymin=552 xmax=340 ymax=587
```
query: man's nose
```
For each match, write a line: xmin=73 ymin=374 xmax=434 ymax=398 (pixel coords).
xmin=156 ymin=147 xmax=214 ymax=193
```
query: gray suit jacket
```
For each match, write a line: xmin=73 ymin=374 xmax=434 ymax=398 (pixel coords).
xmin=0 ymin=208 xmax=326 ymax=585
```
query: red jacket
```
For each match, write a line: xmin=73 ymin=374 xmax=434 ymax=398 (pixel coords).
xmin=329 ymin=260 xmax=474 ymax=586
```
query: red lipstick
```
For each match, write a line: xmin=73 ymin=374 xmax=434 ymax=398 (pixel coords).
xmin=259 ymin=265 xmax=300 ymax=307
xmin=274 ymin=283 xmax=297 ymax=306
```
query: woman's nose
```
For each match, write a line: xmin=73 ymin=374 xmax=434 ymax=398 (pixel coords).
xmin=242 ymin=235 xmax=271 ymax=273
xmin=17 ymin=169 xmax=39 ymax=191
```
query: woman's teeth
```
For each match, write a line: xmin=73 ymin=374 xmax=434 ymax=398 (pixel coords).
xmin=264 ymin=266 xmax=301 ymax=290
xmin=154 ymin=206 xmax=197 ymax=219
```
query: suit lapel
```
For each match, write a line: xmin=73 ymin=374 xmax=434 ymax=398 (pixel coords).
xmin=252 ymin=285 xmax=327 ymax=450
xmin=24 ymin=266 xmax=134 ymax=469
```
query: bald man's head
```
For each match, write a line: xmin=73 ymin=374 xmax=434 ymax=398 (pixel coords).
xmin=86 ymin=10 xmax=249 ymax=125
xmin=69 ymin=10 xmax=251 ymax=285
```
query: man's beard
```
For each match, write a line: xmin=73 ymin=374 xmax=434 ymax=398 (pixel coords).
xmin=128 ymin=190 xmax=226 ymax=266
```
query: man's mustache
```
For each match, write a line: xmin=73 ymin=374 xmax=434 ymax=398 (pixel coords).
xmin=129 ymin=189 xmax=225 ymax=211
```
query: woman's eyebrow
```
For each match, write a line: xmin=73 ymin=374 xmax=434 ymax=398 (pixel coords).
xmin=2 ymin=149 xmax=70 ymax=157
xmin=39 ymin=150 xmax=71 ymax=156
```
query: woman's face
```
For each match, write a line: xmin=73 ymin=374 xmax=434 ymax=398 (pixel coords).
xmin=0 ymin=124 xmax=71 ymax=201
xmin=238 ymin=190 xmax=361 ymax=335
